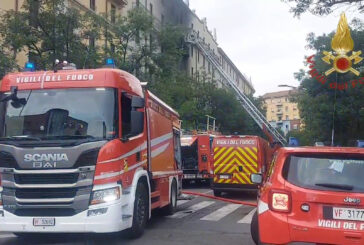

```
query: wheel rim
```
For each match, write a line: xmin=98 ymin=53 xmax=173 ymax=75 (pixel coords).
xmin=136 ymin=195 xmax=146 ymax=227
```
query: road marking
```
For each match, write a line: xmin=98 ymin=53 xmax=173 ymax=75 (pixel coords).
xmin=202 ymin=190 xmax=213 ymax=194
xmin=238 ymin=208 xmax=256 ymax=223
xmin=200 ymin=204 xmax=241 ymax=221
xmin=177 ymin=200 xmax=189 ymax=206
xmin=168 ymin=201 xmax=214 ymax=219
xmin=0 ymin=233 xmax=16 ymax=238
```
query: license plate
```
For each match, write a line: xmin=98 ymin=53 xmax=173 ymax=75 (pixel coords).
xmin=184 ymin=174 xmax=196 ymax=179
xmin=333 ymin=207 xmax=364 ymax=221
xmin=219 ymin=174 xmax=230 ymax=179
xmin=33 ymin=218 xmax=55 ymax=226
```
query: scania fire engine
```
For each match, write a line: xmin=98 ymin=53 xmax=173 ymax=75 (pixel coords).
xmin=0 ymin=62 xmax=182 ymax=238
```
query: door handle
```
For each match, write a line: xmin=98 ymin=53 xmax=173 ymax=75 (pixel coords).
xmin=238 ymin=166 xmax=243 ymax=172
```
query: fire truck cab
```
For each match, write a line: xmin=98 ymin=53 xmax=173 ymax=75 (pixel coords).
xmin=0 ymin=65 xmax=182 ymax=238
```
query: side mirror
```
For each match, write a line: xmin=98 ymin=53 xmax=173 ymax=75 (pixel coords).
xmin=131 ymin=96 xmax=145 ymax=108
xmin=130 ymin=111 xmax=144 ymax=136
xmin=251 ymin=173 xmax=263 ymax=184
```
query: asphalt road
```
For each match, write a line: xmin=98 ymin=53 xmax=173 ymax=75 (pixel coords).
xmin=0 ymin=184 xmax=257 ymax=245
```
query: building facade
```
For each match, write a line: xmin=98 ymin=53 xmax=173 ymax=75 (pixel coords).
xmin=1 ymin=0 xmax=254 ymax=95
xmin=262 ymin=90 xmax=301 ymax=135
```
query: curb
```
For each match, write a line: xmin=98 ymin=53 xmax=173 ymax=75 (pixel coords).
xmin=182 ymin=190 xmax=257 ymax=207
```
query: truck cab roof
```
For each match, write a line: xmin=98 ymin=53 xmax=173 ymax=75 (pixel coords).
xmin=0 ymin=68 xmax=144 ymax=97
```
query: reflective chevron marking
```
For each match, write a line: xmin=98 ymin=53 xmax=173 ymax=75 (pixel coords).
xmin=238 ymin=208 xmax=257 ymax=223
xmin=200 ymin=204 xmax=241 ymax=221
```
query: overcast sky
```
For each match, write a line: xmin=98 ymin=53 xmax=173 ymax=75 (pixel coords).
xmin=189 ymin=0 xmax=358 ymax=96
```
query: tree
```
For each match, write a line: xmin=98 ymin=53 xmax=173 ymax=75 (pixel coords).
xmin=0 ymin=0 xmax=101 ymax=70
xmin=293 ymin=28 xmax=364 ymax=145
xmin=283 ymin=0 xmax=364 ymax=17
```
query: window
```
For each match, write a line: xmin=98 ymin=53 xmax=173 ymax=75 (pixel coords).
xmin=173 ymin=130 xmax=182 ymax=169
xmin=150 ymin=3 xmax=153 ymax=15
xmin=111 ymin=4 xmax=116 ymax=24
xmin=283 ymin=155 xmax=364 ymax=193
xmin=161 ymin=14 xmax=164 ymax=25
xmin=293 ymin=124 xmax=298 ymax=130
xmin=121 ymin=93 xmax=132 ymax=137
xmin=286 ymin=115 xmax=289 ymax=120
xmin=136 ymin=0 xmax=139 ymax=7
xmin=90 ymin=0 xmax=95 ymax=10
xmin=191 ymin=67 xmax=194 ymax=76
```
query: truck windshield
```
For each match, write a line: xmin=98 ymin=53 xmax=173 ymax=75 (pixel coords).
xmin=284 ymin=155 xmax=364 ymax=193
xmin=0 ymin=88 xmax=117 ymax=142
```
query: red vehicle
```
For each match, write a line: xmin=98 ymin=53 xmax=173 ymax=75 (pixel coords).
xmin=251 ymin=147 xmax=364 ymax=245
xmin=0 ymin=63 xmax=182 ymax=238
xmin=181 ymin=134 xmax=214 ymax=183
xmin=211 ymin=135 xmax=273 ymax=196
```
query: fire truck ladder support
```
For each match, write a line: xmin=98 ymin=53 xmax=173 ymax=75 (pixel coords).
xmin=186 ymin=34 xmax=287 ymax=146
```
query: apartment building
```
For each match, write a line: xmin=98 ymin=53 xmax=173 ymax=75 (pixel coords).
xmin=263 ymin=90 xmax=301 ymax=135
xmin=1 ymin=0 xmax=254 ymax=95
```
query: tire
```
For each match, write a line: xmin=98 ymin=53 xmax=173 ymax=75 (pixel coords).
xmin=251 ymin=212 xmax=260 ymax=245
xmin=213 ymin=190 xmax=222 ymax=197
xmin=126 ymin=182 xmax=149 ymax=239
xmin=162 ymin=179 xmax=177 ymax=215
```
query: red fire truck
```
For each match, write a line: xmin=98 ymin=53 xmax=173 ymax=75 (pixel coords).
xmin=211 ymin=135 xmax=273 ymax=196
xmin=181 ymin=134 xmax=214 ymax=183
xmin=0 ymin=62 xmax=182 ymax=238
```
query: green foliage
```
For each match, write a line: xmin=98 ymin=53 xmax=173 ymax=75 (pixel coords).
xmin=294 ymin=27 xmax=364 ymax=146
xmin=282 ymin=0 xmax=364 ymax=17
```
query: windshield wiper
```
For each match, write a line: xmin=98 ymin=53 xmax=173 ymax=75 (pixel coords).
xmin=0 ymin=135 xmax=42 ymax=141
xmin=315 ymin=183 xmax=354 ymax=190
xmin=40 ymin=135 xmax=98 ymax=140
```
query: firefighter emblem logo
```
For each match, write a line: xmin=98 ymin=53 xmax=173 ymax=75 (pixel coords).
xmin=322 ymin=13 xmax=363 ymax=76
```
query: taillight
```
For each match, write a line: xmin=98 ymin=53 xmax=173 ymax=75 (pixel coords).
xmin=268 ymin=190 xmax=291 ymax=213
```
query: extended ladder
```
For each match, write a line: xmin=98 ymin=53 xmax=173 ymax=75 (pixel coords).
xmin=186 ymin=33 xmax=287 ymax=145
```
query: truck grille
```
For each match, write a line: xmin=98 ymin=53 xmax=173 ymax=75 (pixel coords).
xmin=15 ymin=188 xmax=77 ymax=199
xmin=15 ymin=208 xmax=76 ymax=217
xmin=14 ymin=173 xmax=79 ymax=184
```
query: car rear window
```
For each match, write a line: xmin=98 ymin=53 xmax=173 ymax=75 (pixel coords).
xmin=283 ymin=155 xmax=364 ymax=193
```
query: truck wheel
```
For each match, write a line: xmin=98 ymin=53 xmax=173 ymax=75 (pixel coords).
xmin=162 ymin=179 xmax=177 ymax=215
xmin=251 ymin=211 xmax=260 ymax=245
xmin=213 ymin=190 xmax=222 ymax=197
xmin=126 ymin=182 xmax=148 ymax=239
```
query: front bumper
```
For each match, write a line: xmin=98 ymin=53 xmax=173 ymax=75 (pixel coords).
xmin=211 ymin=183 xmax=258 ymax=192
xmin=0 ymin=200 xmax=130 ymax=233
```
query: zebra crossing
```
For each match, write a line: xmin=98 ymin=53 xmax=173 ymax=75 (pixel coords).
xmin=168 ymin=198 xmax=257 ymax=224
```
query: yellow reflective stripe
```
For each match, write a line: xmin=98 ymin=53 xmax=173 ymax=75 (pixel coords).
xmin=215 ymin=147 xmax=234 ymax=164
xmin=214 ymin=147 xmax=226 ymax=160
xmin=235 ymin=174 xmax=246 ymax=184
xmin=245 ymin=147 xmax=257 ymax=161
xmin=238 ymin=147 xmax=258 ymax=167
xmin=215 ymin=151 xmax=236 ymax=172
xmin=214 ymin=147 xmax=219 ymax=153
xmin=227 ymin=164 xmax=237 ymax=173
xmin=252 ymin=147 xmax=258 ymax=153
xmin=240 ymin=172 xmax=252 ymax=184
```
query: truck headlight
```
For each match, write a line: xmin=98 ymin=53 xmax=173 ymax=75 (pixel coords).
xmin=90 ymin=186 xmax=120 ymax=205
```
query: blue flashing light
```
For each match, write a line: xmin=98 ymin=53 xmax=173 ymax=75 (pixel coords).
xmin=25 ymin=62 xmax=35 ymax=71
xmin=288 ymin=137 xmax=300 ymax=147
xmin=106 ymin=58 xmax=115 ymax=66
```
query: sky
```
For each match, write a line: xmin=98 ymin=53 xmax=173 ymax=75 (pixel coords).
xmin=189 ymin=0 xmax=358 ymax=96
